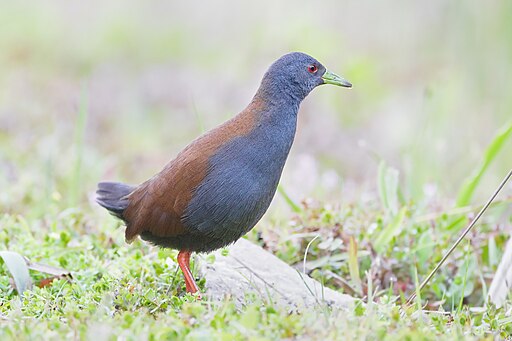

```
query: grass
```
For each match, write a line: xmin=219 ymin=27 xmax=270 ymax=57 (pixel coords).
xmin=1 ymin=1 xmax=512 ymax=339
xmin=1 ymin=208 xmax=512 ymax=340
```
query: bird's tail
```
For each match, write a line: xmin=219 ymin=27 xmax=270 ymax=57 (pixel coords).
xmin=96 ymin=182 xmax=135 ymax=219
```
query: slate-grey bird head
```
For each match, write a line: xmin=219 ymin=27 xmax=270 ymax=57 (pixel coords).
xmin=259 ymin=52 xmax=352 ymax=102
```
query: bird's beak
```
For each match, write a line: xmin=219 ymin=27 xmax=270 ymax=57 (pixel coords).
xmin=322 ymin=69 xmax=352 ymax=88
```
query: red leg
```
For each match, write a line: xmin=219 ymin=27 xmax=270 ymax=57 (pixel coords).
xmin=177 ymin=250 xmax=200 ymax=296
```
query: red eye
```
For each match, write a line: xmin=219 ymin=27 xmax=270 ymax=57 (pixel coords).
xmin=308 ymin=65 xmax=318 ymax=73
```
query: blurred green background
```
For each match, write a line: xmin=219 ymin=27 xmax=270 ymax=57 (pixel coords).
xmin=1 ymin=0 xmax=511 ymax=217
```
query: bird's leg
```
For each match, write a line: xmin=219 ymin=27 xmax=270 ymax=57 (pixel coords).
xmin=177 ymin=250 xmax=200 ymax=295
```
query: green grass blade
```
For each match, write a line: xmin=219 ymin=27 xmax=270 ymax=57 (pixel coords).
xmin=378 ymin=161 xmax=399 ymax=214
xmin=277 ymin=184 xmax=302 ymax=213
xmin=68 ymin=84 xmax=89 ymax=207
xmin=373 ymin=207 xmax=407 ymax=254
xmin=456 ymin=120 xmax=512 ymax=207
xmin=413 ymin=267 xmax=422 ymax=310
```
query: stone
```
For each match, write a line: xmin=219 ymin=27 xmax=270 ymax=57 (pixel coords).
xmin=200 ymin=238 xmax=355 ymax=310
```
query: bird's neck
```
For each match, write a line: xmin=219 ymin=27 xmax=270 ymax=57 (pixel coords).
xmin=240 ymin=92 xmax=298 ymax=158
xmin=244 ymin=93 xmax=299 ymax=133
xmin=253 ymin=76 xmax=305 ymax=110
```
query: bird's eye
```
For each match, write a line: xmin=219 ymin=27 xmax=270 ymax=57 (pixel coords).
xmin=307 ymin=65 xmax=318 ymax=74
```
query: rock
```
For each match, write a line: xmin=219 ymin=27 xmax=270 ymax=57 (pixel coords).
xmin=200 ymin=238 xmax=355 ymax=310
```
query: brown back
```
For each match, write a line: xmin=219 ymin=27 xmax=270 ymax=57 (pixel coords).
xmin=122 ymin=98 xmax=264 ymax=242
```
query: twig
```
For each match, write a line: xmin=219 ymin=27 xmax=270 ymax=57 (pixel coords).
xmin=405 ymin=168 xmax=512 ymax=306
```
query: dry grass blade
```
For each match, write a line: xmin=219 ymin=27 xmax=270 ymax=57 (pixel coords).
xmin=348 ymin=236 xmax=363 ymax=296
xmin=25 ymin=257 xmax=72 ymax=279
xmin=488 ymin=236 xmax=512 ymax=307
xmin=303 ymin=235 xmax=320 ymax=274
xmin=25 ymin=257 xmax=73 ymax=287
xmin=0 ymin=251 xmax=32 ymax=294
xmin=0 ymin=251 xmax=72 ymax=294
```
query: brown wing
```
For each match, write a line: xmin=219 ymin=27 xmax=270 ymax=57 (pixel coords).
xmin=122 ymin=99 xmax=262 ymax=242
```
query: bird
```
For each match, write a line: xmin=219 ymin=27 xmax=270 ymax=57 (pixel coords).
xmin=96 ymin=52 xmax=351 ymax=295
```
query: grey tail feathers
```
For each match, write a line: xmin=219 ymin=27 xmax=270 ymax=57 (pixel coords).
xmin=96 ymin=182 xmax=135 ymax=220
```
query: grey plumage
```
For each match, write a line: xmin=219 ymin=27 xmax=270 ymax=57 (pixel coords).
xmin=96 ymin=182 xmax=134 ymax=219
